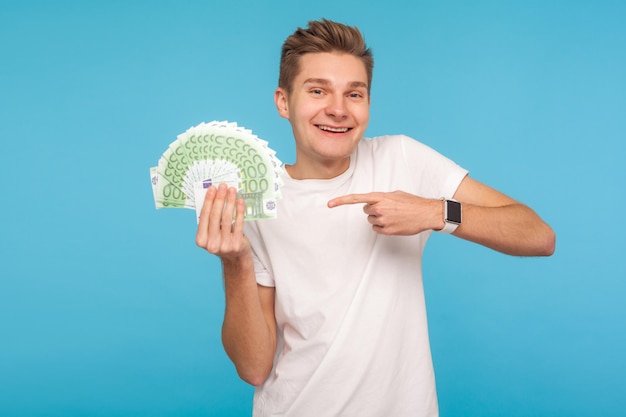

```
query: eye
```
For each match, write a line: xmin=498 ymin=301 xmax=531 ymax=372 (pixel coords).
xmin=348 ymin=91 xmax=366 ymax=100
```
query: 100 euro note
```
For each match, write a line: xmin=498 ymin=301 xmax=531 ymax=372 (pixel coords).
xmin=150 ymin=121 xmax=283 ymax=222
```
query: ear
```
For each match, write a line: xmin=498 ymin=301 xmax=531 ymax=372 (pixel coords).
xmin=274 ymin=87 xmax=290 ymax=119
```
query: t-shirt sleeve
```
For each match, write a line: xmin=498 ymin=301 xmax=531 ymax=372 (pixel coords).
xmin=398 ymin=135 xmax=468 ymax=199
xmin=250 ymin=246 xmax=275 ymax=287
xmin=244 ymin=222 xmax=276 ymax=287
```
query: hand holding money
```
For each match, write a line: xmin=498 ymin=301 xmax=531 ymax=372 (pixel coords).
xmin=195 ymin=183 xmax=250 ymax=260
xmin=150 ymin=121 xmax=284 ymax=223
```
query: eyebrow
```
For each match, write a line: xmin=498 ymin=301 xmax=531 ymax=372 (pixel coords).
xmin=303 ymin=78 xmax=368 ymax=90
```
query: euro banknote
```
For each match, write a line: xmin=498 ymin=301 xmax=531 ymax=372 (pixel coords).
xmin=150 ymin=121 xmax=283 ymax=222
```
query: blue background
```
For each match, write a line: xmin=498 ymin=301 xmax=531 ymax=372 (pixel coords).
xmin=1 ymin=1 xmax=624 ymax=416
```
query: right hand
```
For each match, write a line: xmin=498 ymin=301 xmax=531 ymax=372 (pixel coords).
xmin=196 ymin=183 xmax=250 ymax=261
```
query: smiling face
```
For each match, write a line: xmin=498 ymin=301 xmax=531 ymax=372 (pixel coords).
xmin=275 ymin=52 xmax=371 ymax=179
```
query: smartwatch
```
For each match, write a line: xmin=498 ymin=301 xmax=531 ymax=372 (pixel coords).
xmin=439 ymin=199 xmax=462 ymax=234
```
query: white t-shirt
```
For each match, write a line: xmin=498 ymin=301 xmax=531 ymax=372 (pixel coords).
xmin=244 ymin=135 xmax=468 ymax=417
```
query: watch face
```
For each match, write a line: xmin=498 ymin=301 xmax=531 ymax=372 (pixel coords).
xmin=446 ymin=200 xmax=462 ymax=224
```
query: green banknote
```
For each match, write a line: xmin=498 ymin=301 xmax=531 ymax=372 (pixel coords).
xmin=150 ymin=121 xmax=284 ymax=221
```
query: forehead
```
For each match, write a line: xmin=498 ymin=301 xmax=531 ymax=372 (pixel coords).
xmin=294 ymin=52 xmax=368 ymax=87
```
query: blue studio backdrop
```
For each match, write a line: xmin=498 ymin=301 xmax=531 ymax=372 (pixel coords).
xmin=1 ymin=1 xmax=624 ymax=416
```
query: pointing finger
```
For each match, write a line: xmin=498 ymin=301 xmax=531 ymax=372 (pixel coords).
xmin=328 ymin=193 xmax=381 ymax=208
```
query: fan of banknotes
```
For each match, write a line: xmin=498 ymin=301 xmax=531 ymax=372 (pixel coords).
xmin=150 ymin=121 xmax=284 ymax=222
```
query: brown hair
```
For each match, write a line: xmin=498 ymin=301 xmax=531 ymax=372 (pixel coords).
xmin=278 ymin=19 xmax=374 ymax=94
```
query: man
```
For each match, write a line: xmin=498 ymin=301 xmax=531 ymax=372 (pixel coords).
xmin=196 ymin=19 xmax=555 ymax=417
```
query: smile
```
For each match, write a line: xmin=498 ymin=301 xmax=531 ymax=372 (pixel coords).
xmin=317 ymin=125 xmax=350 ymax=133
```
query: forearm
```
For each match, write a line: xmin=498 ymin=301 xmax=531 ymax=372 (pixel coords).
xmin=452 ymin=202 xmax=555 ymax=257
xmin=221 ymin=254 xmax=276 ymax=386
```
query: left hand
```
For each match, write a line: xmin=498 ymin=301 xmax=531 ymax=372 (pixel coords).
xmin=328 ymin=191 xmax=444 ymax=235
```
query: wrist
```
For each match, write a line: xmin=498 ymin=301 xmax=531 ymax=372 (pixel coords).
xmin=221 ymin=249 xmax=254 ymax=274
xmin=432 ymin=198 xmax=446 ymax=231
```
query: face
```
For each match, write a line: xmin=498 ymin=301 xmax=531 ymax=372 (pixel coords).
xmin=275 ymin=52 xmax=370 ymax=179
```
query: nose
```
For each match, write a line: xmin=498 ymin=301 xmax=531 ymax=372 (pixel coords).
xmin=325 ymin=95 xmax=348 ymax=119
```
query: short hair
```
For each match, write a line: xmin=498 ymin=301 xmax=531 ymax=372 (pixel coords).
xmin=278 ymin=19 xmax=374 ymax=94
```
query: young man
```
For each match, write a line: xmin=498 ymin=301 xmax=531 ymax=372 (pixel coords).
xmin=196 ymin=19 xmax=555 ymax=417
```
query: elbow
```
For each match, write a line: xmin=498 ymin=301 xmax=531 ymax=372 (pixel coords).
xmin=509 ymin=224 xmax=555 ymax=257
xmin=545 ymin=232 xmax=556 ymax=257
xmin=237 ymin=366 xmax=271 ymax=387
xmin=538 ymin=226 xmax=556 ymax=257
xmin=222 ymin=331 xmax=276 ymax=387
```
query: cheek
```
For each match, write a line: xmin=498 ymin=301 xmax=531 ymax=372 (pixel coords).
xmin=355 ymin=107 xmax=370 ymax=125
xmin=293 ymin=104 xmax=321 ymax=123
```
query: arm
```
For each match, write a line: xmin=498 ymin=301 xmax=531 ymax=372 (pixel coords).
xmin=327 ymin=176 xmax=555 ymax=257
xmin=196 ymin=184 xmax=277 ymax=386
xmin=221 ymin=261 xmax=277 ymax=386
xmin=450 ymin=176 xmax=555 ymax=256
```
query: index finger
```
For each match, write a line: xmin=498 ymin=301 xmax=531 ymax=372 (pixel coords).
xmin=328 ymin=192 xmax=381 ymax=208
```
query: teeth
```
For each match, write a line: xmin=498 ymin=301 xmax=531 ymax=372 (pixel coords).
xmin=318 ymin=125 xmax=349 ymax=133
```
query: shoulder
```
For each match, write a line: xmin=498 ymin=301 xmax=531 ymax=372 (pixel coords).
xmin=358 ymin=134 xmax=407 ymax=153
xmin=359 ymin=134 xmax=441 ymax=159
xmin=361 ymin=134 xmax=412 ymax=147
